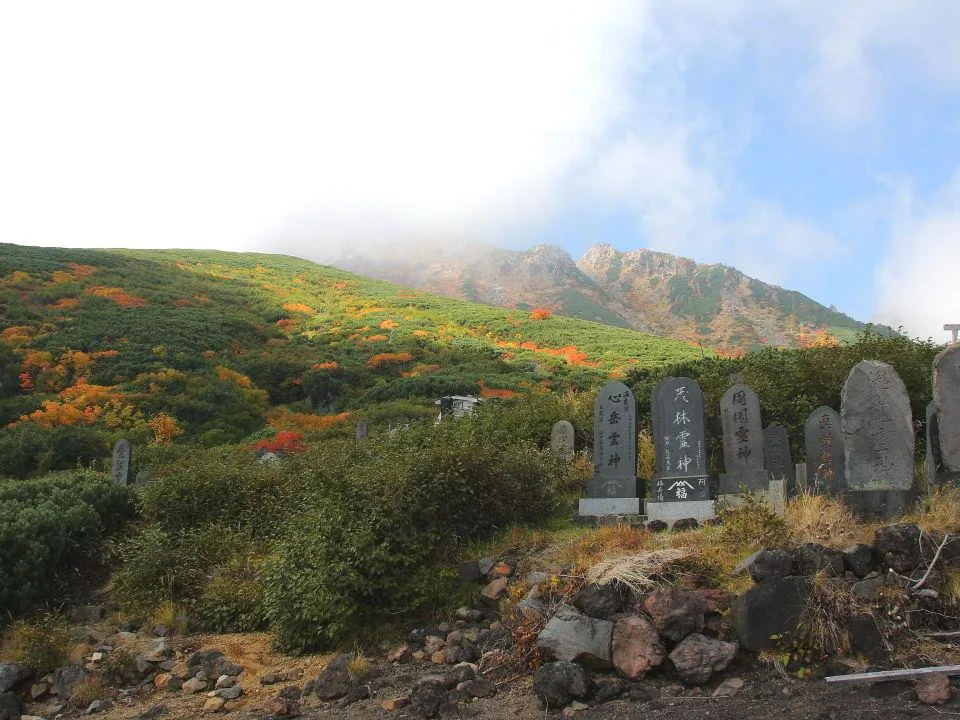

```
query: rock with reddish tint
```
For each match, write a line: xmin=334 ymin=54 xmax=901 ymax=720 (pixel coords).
xmin=388 ymin=646 xmax=412 ymax=663
xmin=182 ymin=677 xmax=207 ymax=694
xmin=611 ymin=615 xmax=664 ymax=680
xmin=712 ymin=677 xmax=744 ymax=697
xmin=668 ymin=633 xmax=737 ymax=685
xmin=572 ymin=584 xmax=624 ymax=620
xmin=153 ymin=673 xmax=172 ymax=691
xmin=536 ymin=606 xmax=613 ymax=669
xmin=202 ymin=696 xmax=225 ymax=713
xmin=916 ymin=674 xmax=951 ymax=705
xmin=642 ymin=587 xmax=707 ymax=643
xmin=489 ymin=562 xmax=513 ymax=578
xmin=646 ymin=520 xmax=668 ymax=533
xmin=695 ymin=588 xmax=735 ymax=613
xmin=481 ymin=578 xmax=509 ymax=605
xmin=672 ymin=518 xmax=699 ymax=532
xmin=533 ymin=661 xmax=591 ymax=709
xmin=262 ymin=695 xmax=300 ymax=717
xmin=423 ymin=635 xmax=446 ymax=655
xmin=381 ymin=697 xmax=409 ymax=711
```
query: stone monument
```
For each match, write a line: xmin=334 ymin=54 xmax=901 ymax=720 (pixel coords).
xmin=933 ymin=345 xmax=960 ymax=475
xmin=647 ymin=377 xmax=714 ymax=523
xmin=718 ymin=384 xmax=768 ymax=495
xmin=355 ymin=420 xmax=368 ymax=441
xmin=841 ymin=360 xmax=915 ymax=519
xmin=803 ymin=407 xmax=845 ymax=493
xmin=579 ymin=381 xmax=639 ymax=516
xmin=551 ymin=420 xmax=576 ymax=461
xmin=111 ymin=439 xmax=131 ymax=486
xmin=763 ymin=424 xmax=795 ymax=493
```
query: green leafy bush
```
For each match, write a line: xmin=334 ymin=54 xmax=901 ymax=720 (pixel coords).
xmin=0 ymin=471 xmax=134 ymax=616
xmin=262 ymin=412 xmax=571 ymax=653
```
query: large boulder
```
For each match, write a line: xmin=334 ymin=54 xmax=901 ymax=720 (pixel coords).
xmin=572 ymin=584 xmax=625 ymax=620
xmin=875 ymin=524 xmax=933 ymax=576
xmin=668 ymin=633 xmax=737 ymax=685
xmin=748 ymin=549 xmax=795 ymax=583
xmin=641 ymin=587 xmax=707 ymax=643
xmin=532 ymin=661 xmax=591 ymax=709
xmin=0 ymin=692 xmax=20 ymax=720
xmin=312 ymin=654 xmax=351 ymax=700
xmin=54 ymin=664 xmax=89 ymax=701
xmin=611 ymin=615 xmax=664 ymax=680
xmin=732 ymin=576 xmax=811 ymax=652
xmin=537 ymin=606 xmax=613 ymax=668
xmin=409 ymin=676 xmax=448 ymax=718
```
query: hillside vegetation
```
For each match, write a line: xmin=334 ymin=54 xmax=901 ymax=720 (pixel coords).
xmin=0 ymin=243 xmax=706 ymax=477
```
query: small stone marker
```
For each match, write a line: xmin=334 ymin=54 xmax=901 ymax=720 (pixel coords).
xmin=945 ymin=323 xmax=960 ymax=345
xmin=934 ymin=345 xmax=960 ymax=473
xmin=551 ymin=420 xmax=576 ymax=461
xmin=763 ymin=425 xmax=796 ymax=493
xmin=768 ymin=478 xmax=787 ymax=514
xmin=718 ymin=384 xmax=767 ymax=494
xmin=111 ymin=439 xmax=131 ymax=485
xmin=355 ymin=420 xmax=368 ymax=441
xmin=926 ymin=400 xmax=943 ymax=485
xmin=579 ymin=381 xmax=639 ymax=516
xmin=134 ymin=470 xmax=150 ymax=487
xmin=647 ymin=377 xmax=714 ymax=523
xmin=841 ymin=360 xmax=915 ymax=519
xmin=804 ymin=407 xmax=845 ymax=493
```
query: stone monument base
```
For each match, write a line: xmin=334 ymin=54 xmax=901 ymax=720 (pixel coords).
xmin=587 ymin=476 xmax=639 ymax=497
xmin=843 ymin=489 xmax=917 ymax=521
xmin=578 ymin=497 xmax=642 ymax=517
xmin=718 ymin=479 xmax=788 ymax=514
xmin=645 ymin=499 xmax=715 ymax=523
xmin=718 ymin=469 xmax=771 ymax=495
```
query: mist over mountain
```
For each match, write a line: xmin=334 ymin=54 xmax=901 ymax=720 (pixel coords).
xmin=335 ymin=242 xmax=873 ymax=353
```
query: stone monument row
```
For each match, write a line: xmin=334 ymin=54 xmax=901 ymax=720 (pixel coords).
xmin=803 ymin=406 xmax=845 ymax=493
xmin=718 ymin=383 xmax=768 ymax=496
xmin=551 ymin=420 xmax=576 ymax=461
xmin=579 ymin=381 xmax=639 ymax=516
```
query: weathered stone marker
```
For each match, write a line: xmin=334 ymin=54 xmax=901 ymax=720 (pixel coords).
xmin=925 ymin=400 xmax=944 ymax=485
xmin=718 ymin=384 xmax=768 ymax=494
xmin=355 ymin=420 xmax=368 ymax=441
xmin=647 ymin=377 xmax=714 ymax=523
xmin=841 ymin=360 xmax=915 ymax=518
xmin=934 ymin=345 xmax=960 ymax=474
xmin=579 ymin=381 xmax=639 ymax=516
xmin=111 ymin=439 xmax=131 ymax=486
xmin=804 ymin=407 xmax=845 ymax=493
xmin=763 ymin=424 xmax=795 ymax=492
xmin=551 ymin=420 xmax=576 ymax=461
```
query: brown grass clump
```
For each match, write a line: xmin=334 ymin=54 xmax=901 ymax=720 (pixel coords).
xmin=0 ymin=614 xmax=74 ymax=675
xmin=586 ymin=548 xmax=690 ymax=594
xmin=149 ymin=600 xmax=189 ymax=635
xmin=716 ymin=492 xmax=791 ymax=553
xmin=69 ymin=676 xmax=104 ymax=708
xmin=790 ymin=573 xmax=865 ymax=664
xmin=346 ymin=653 xmax=373 ymax=682
xmin=784 ymin=491 xmax=863 ymax=548
xmin=551 ymin=524 xmax=652 ymax=571
xmin=905 ymin=485 xmax=960 ymax=533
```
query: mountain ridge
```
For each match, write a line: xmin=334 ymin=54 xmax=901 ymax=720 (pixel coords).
xmin=335 ymin=241 xmax=872 ymax=353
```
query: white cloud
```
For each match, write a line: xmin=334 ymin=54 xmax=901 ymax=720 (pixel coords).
xmin=874 ymin=172 xmax=960 ymax=341
xmin=0 ymin=0 xmax=643 ymax=254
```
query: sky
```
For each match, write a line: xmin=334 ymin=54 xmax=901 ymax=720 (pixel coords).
xmin=1 ymin=1 xmax=958 ymax=341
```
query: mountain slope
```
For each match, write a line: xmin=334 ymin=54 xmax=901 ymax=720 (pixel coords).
xmin=336 ymin=242 xmax=871 ymax=353
xmin=0 ymin=243 xmax=708 ymax=473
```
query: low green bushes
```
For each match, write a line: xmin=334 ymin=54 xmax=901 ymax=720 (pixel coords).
xmin=0 ymin=470 xmax=135 ymax=616
xmin=114 ymin=400 xmax=575 ymax=649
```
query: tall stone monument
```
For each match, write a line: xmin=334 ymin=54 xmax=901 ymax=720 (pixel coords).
xmin=355 ymin=420 xmax=368 ymax=441
xmin=763 ymin=424 xmax=795 ymax=492
xmin=718 ymin=384 xmax=768 ymax=494
xmin=841 ymin=360 xmax=915 ymax=518
xmin=804 ymin=407 xmax=845 ymax=493
xmin=551 ymin=420 xmax=576 ymax=461
xmin=111 ymin=439 xmax=131 ymax=486
xmin=579 ymin=381 xmax=639 ymax=516
xmin=933 ymin=345 xmax=960 ymax=475
xmin=647 ymin=377 xmax=714 ymax=522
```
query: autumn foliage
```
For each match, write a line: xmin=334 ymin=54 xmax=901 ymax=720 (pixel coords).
xmin=366 ymin=352 xmax=413 ymax=369
xmin=254 ymin=430 xmax=307 ymax=454
xmin=529 ymin=308 xmax=552 ymax=320
xmin=86 ymin=286 xmax=148 ymax=308
xmin=267 ymin=410 xmax=352 ymax=432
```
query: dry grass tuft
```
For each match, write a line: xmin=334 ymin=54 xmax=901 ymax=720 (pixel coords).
xmin=792 ymin=573 xmax=866 ymax=662
xmin=69 ymin=676 xmax=104 ymax=708
xmin=346 ymin=653 xmax=372 ymax=682
xmin=586 ymin=548 xmax=690 ymax=594
xmin=905 ymin=485 xmax=960 ymax=533
xmin=785 ymin=491 xmax=863 ymax=548
xmin=0 ymin=614 xmax=74 ymax=674
xmin=552 ymin=524 xmax=652 ymax=571
xmin=149 ymin=600 xmax=188 ymax=635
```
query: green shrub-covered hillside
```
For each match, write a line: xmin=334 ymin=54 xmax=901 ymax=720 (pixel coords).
xmin=0 ymin=243 xmax=707 ymax=477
